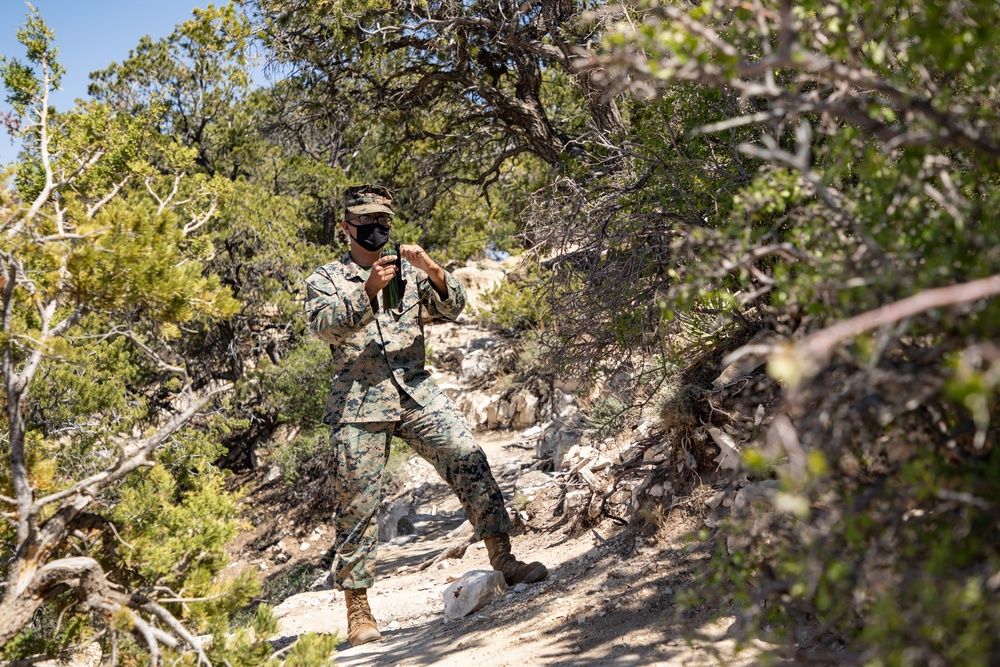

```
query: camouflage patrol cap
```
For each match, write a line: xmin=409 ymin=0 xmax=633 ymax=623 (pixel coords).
xmin=345 ymin=184 xmax=394 ymax=217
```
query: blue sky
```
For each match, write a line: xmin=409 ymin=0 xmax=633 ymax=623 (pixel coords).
xmin=0 ymin=0 xmax=208 ymax=166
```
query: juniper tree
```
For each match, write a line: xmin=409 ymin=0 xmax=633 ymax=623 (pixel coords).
xmin=0 ymin=10 xmax=337 ymax=664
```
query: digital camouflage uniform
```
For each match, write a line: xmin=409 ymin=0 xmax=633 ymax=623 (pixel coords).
xmin=304 ymin=252 xmax=512 ymax=590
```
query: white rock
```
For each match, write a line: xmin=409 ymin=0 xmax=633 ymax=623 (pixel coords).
xmin=460 ymin=349 xmax=495 ymax=384
xmin=511 ymin=392 xmax=540 ymax=429
xmin=520 ymin=424 xmax=544 ymax=438
xmin=706 ymin=489 xmax=729 ymax=509
xmin=552 ymin=388 xmax=576 ymax=416
xmin=561 ymin=444 xmax=596 ymax=471
xmin=708 ymin=427 xmax=742 ymax=470
xmin=299 ymin=542 xmax=310 ymax=551
xmin=563 ymin=489 xmax=590 ymax=513
xmin=754 ymin=403 xmax=766 ymax=426
xmin=590 ymin=455 xmax=613 ymax=471
xmin=378 ymin=498 xmax=413 ymax=542
xmin=443 ymin=570 xmax=508 ymax=621
xmin=553 ymin=378 xmax=582 ymax=393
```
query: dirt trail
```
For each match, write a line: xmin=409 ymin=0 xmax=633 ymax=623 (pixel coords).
xmin=267 ymin=432 xmax=775 ymax=667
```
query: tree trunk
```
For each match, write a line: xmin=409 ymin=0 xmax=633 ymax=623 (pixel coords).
xmin=0 ymin=557 xmax=111 ymax=646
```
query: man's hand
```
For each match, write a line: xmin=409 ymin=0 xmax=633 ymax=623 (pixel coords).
xmin=364 ymin=255 xmax=399 ymax=303
xmin=398 ymin=244 xmax=437 ymax=273
xmin=399 ymin=244 xmax=448 ymax=298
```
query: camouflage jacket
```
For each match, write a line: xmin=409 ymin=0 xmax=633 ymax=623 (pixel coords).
xmin=304 ymin=252 xmax=467 ymax=423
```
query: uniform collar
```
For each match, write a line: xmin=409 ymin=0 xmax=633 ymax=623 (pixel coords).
xmin=340 ymin=251 xmax=370 ymax=281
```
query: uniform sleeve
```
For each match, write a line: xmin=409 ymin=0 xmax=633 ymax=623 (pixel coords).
xmin=304 ymin=267 xmax=376 ymax=345
xmin=417 ymin=267 xmax=467 ymax=321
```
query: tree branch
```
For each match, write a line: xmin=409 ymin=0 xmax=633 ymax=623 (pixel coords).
xmin=776 ymin=274 xmax=1000 ymax=385
xmin=35 ymin=383 xmax=233 ymax=509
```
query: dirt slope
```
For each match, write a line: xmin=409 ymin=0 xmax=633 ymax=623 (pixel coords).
xmin=240 ymin=431 xmax=779 ymax=667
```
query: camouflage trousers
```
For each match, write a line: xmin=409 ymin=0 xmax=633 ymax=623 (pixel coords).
xmin=329 ymin=392 xmax=511 ymax=590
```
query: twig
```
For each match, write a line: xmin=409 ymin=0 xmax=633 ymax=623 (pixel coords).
xmin=415 ymin=541 xmax=471 ymax=571
xmin=782 ymin=273 xmax=1000 ymax=384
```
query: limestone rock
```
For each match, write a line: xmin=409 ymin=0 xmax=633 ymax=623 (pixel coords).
xmin=443 ymin=570 xmax=507 ymax=621
xmin=460 ymin=348 xmax=495 ymax=384
xmin=379 ymin=498 xmax=414 ymax=542
xmin=451 ymin=266 xmax=506 ymax=311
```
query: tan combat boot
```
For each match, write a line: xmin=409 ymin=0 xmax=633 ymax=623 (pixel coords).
xmin=484 ymin=534 xmax=548 ymax=585
xmin=344 ymin=588 xmax=381 ymax=647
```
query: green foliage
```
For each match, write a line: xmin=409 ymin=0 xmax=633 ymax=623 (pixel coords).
xmin=273 ymin=428 xmax=329 ymax=484
xmin=581 ymin=394 xmax=634 ymax=440
xmin=0 ymin=9 xmax=282 ymax=664
xmin=267 ymin=632 xmax=339 ymax=666
xmin=478 ymin=261 xmax=552 ymax=333
xmin=89 ymin=2 xmax=253 ymax=171
xmin=571 ymin=2 xmax=1000 ymax=664
xmin=6 ymin=0 xmax=998 ymax=663
xmin=249 ymin=338 xmax=334 ymax=428
xmin=0 ymin=7 xmax=64 ymax=114
xmin=382 ymin=437 xmax=415 ymax=496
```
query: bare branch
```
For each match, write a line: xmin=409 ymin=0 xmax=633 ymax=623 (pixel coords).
xmin=12 ymin=52 xmax=56 ymax=236
xmin=139 ymin=599 xmax=212 ymax=666
xmin=14 ymin=305 xmax=85 ymax=395
xmin=145 ymin=174 xmax=184 ymax=215
xmin=113 ymin=327 xmax=188 ymax=376
xmin=87 ymin=176 xmax=132 ymax=219
xmin=778 ymin=274 xmax=1000 ymax=384
xmin=183 ymin=199 xmax=218 ymax=236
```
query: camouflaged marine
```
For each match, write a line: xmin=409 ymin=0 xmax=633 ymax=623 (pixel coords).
xmin=304 ymin=184 xmax=548 ymax=647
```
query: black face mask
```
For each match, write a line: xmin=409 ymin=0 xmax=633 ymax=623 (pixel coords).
xmin=350 ymin=222 xmax=390 ymax=252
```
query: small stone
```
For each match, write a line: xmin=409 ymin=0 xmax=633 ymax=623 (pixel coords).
xmin=706 ymin=490 xmax=728 ymax=509
xmin=299 ymin=542 xmax=310 ymax=551
xmin=443 ymin=570 xmax=507 ymax=621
